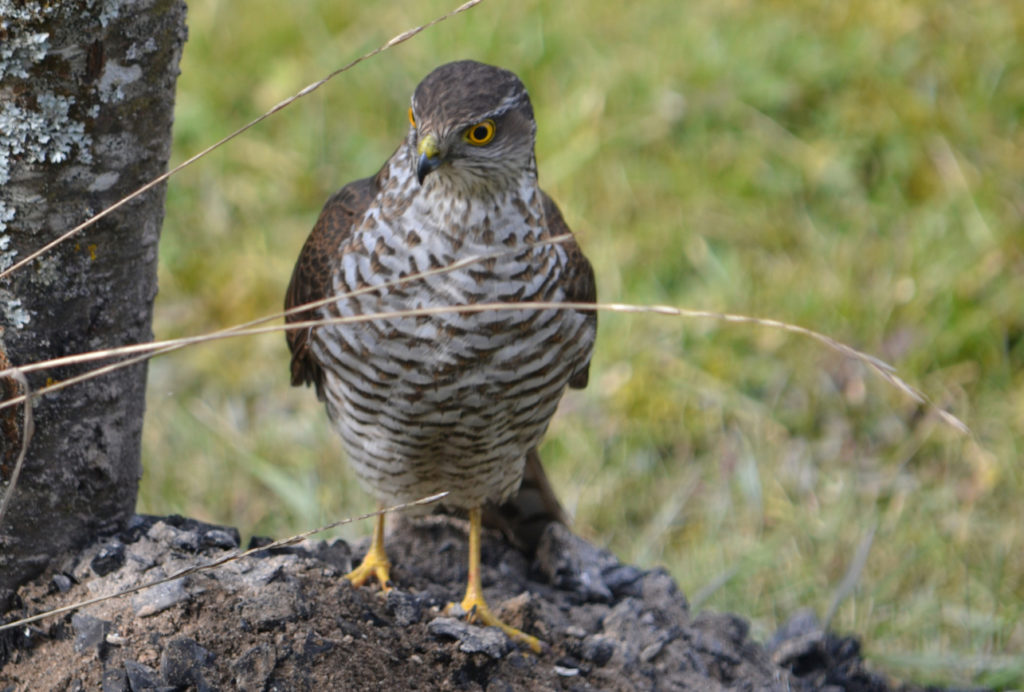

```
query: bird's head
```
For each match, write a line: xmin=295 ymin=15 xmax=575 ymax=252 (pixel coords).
xmin=407 ymin=60 xmax=537 ymax=197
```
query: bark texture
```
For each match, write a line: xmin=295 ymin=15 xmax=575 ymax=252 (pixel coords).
xmin=0 ymin=0 xmax=187 ymax=602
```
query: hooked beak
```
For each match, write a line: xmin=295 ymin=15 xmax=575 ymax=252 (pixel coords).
xmin=416 ymin=133 xmax=442 ymax=184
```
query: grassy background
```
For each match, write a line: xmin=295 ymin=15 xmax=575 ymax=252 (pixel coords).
xmin=141 ymin=0 xmax=1023 ymax=687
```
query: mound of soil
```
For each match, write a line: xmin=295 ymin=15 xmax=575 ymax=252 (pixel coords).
xmin=1 ymin=513 xmax=927 ymax=690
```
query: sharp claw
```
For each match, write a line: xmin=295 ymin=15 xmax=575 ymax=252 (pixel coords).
xmin=445 ymin=595 xmax=544 ymax=654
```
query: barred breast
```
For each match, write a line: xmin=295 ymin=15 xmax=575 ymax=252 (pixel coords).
xmin=308 ymin=149 xmax=594 ymax=510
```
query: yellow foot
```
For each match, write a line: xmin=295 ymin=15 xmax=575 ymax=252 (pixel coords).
xmin=345 ymin=511 xmax=391 ymax=591
xmin=448 ymin=506 xmax=543 ymax=653
xmin=446 ymin=590 xmax=543 ymax=654
xmin=344 ymin=550 xmax=391 ymax=590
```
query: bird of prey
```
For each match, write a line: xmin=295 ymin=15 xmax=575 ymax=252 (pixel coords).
xmin=284 ymin=60 xmax=597 ymax=651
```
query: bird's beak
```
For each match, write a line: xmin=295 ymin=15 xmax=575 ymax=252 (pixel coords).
xmin=416 ymin=133 xmax=442 ymax=184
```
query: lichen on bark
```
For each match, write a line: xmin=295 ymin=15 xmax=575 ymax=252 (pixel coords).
xmin=0 ymin=0 xmax=188 ymax=605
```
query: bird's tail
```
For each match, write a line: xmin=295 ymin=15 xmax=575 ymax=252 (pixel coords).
xmin=483 ymin=448 xmax=568 ymax=554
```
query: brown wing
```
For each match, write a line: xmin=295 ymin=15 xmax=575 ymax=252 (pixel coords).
xmin=540 ymin=190 xmax=597 ymax=389
xmin=483 ymin=192 xmax=597 ymax=552
xmin=284 ymin=177 xmax=376 ymax=400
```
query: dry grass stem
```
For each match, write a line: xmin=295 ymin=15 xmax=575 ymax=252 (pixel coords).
xmin=0 ymin=286 xmax=970 ymax=437
xmin=0 ymin=0 xmax=488 ymax=282
xmin=0 ymin=370 xmax=34 ymax=530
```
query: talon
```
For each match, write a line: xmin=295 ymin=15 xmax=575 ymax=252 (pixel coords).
xmin=345 ymin=511 xmax=391 ymax=591
xmin=451 ymin=590 xmax=542 ymax=654
xmin=345 ymin=553 xmax=391 ymax=590
xmin=448 ymin=507 xmax=544 ymax=653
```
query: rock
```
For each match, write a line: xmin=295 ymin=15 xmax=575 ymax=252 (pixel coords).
xmin=52 ymin=573 xmax=74 ymax=593
xmin=427 ymin=616 xmax=466 ymax=639
xmin=386 ymin=588 xmax=424 ymax=626
xmin=770 ymin=608 xmax=821 ymax=650
xmin=132 ymin=578 xmax=190 ymax=618
xmin=201 ymin=528 xmax=240 ymax=550
xmin=580 ymin=634 xmax=615 ymax=666
xmin=233 ymin=554 xmax=294 ymax=588
xmin=553 ymin=660 xmax=581 ymax=677
xmin=247 ymin=535 xmax=275 ymax=550
xmin=148 ymin=521 xmax=200 ymax=553
xmin=599 ymin=597 xmax=647 ymax=666
xmin=494 ymin=591 xmax=552 ymax=638
xmin=312 ymin=538 xmax=354 ymax=574
xmin=301 ymin=630 xmax=335 ymax=658
xmin=564 ymin=625 xmax=587 ymax=638
xmin=639 ymin=568 xmax=689 ymax=624
xmin=6 ymin=624 xmax=47 ymax=654
xmin=535 ymin=522 xmax=618 ymax=603
xmin=601 ymin=564 xmax=644 ymax=599
xmin=123 ymin=661 xmax=162 ymax=691
xmin=100 ymin=667 xmax=129 ymax=692
xmin=232 ymin=643 xmax=277 ymax=690
xmin=122 ymin=515 xmax=156 ymax=544
xmin=71 ymin=613 xmax=109 ymax=654
xmin=640 ymin=624 xmax=682 ymax=662
xmin=236 ymin=580 xmax=310 ymax=631
xmin=770 ymin=609 xmax=826 ymax=673
xmin=428 ymin=617 xmax=511 ymax=659
xmin=565 ymin=602 xmax=610 ymax=636
xmin=768 ymin=609 xmax=894 ymax=688
xmin=688 ymin=613 xmax=746 ymax=666
xmin=160 ymin=637 xmax=215 ymax=691
xmin=91 ymin=541 xmax=126 ymax=577
xmin=120 ymin=538 xmax=159 ymax=573
xmin=163 ymin=515 xmax=239 ymax=550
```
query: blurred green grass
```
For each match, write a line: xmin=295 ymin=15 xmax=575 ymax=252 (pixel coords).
xmin=141 ymin=0 xmax=1024 ymax=686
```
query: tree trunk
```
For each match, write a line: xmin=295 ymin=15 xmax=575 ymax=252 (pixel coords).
xmin=0 ymin=0 xmax=187 ymax=604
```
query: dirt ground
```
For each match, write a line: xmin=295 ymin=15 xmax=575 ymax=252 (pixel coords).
xmin=1 ymin=513 xmax=945 ymax=691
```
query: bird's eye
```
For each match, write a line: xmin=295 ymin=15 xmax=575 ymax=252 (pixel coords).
xmin=408 ymin=107 xmax=416 ymax=128
xmin=463 ymin=119 xmax=496 ymax=146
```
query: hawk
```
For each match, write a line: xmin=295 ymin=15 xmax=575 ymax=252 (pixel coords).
xmin=284 ymin=60 xmax=597 ymax=651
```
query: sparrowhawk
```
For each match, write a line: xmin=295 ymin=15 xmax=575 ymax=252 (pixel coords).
xmin=284 ymin=60 xmax=597 ymax=651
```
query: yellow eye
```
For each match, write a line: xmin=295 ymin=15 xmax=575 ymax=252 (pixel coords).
xmin=463 ymin=119 xmax=496 ymax=146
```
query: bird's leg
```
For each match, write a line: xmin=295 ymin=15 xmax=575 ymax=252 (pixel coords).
xmin=447 ymin=507 xmax=543 ymax=653
xmin=345 ymin=508 xmax=392 ymax=591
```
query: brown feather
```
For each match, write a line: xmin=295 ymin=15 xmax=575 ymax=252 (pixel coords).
xmin=539 ymin=191 xmax=597 ymax=389
xmin=284 ymin=177 xmax=376 ymax=400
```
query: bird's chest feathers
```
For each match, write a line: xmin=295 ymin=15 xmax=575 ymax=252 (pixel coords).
xmin=330 ymin=183 xmax=566 ymax=372
xmin=339 ymin=181 xmax=552 ymax=301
